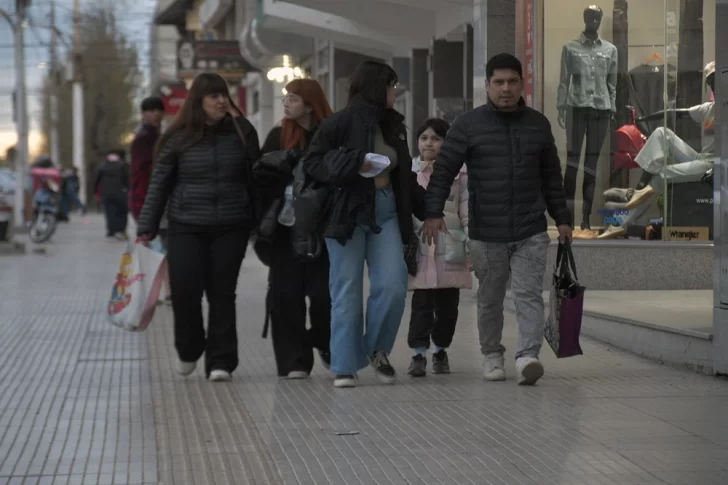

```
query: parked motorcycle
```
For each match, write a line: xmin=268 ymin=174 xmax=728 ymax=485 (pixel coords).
xmin=29 ymin=178 xmax=60 ymax=243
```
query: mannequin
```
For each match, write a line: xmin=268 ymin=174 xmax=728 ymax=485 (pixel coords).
xmin=597 ymin=62 xmax=716 ymax=239
xmin=557 ymin=5 xmax=618 ymax=236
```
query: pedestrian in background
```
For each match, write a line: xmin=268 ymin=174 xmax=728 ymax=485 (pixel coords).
xmin=129 ymin=96 xmax=165 ymax=223
xmin=421 ymin=53 xmax=572 ymax=386
xmin=407 ymin=118 xmax=471 ymax=377
xmin=254 ymin=78 xmax=333 ymax=379
xmin=59 ymin=166 xmax=86 ymax=219
xmin=94 ymin=149 xmax=129 ymax=240
xmin=303 ymin=60 xmax=426 ymax=388
xmin=129 ymin=96 xmax=171 ymax=305
xmin=137 ymin=72 xmax=260 ymax=382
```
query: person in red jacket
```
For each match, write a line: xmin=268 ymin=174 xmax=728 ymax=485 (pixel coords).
xmin=129 ymin=97 xmax=165 ymax=222
xmin=129 ymin=96 xmax=171 ymax=304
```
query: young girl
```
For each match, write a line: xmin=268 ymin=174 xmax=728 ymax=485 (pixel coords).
xmin=408 ymin=118 xmax=471 ymax=377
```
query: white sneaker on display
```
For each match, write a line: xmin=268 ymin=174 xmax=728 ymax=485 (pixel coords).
xmin=483 ymin=354 xmax=506 ymax=381
xmin=176 ymin=359 xmax=197 ymax=377
xmin=208 ymin=370 xmax=232 ymax=382
xmin=516 ymin=357 xmax=544 ymax=386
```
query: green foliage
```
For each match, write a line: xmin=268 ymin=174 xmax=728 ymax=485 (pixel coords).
xmin=656 ymin=193 xmax=664 ymax=212
xmin=41 ymin=5 xmax=142 ymax=195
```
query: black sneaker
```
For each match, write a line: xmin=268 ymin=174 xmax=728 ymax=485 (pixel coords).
xmin=370 ymin=351 xmax=396 ymax=385
xmin=318 ymin=350 xmax=331 ymax=370
xmin=432 ymin=349 xmax=451 ymax=374
xmin=408 ymin=354 xmax=427 ymax=377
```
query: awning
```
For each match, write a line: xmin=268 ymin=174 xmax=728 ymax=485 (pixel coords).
xmin=254 ymin=0 xmax=418 ymax=58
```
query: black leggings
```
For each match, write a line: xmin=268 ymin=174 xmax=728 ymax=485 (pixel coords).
xmin=166 ymin=225 xmax=249 ymax=376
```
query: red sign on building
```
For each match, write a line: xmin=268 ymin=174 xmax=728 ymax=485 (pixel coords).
xmin=159 ymin=86 xmax=188 ymax=117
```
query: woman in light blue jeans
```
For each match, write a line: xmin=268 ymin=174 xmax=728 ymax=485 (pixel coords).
xmin=302 ymin=61 xmax=425 ymax=388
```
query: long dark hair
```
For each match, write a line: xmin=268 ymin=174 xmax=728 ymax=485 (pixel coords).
xmin=348 ymin=60 xmax=398 ymax=109
xmin=156 ymin=72 xmax=245 ymax=158
xmin=348 ymin=60 xmax=402 ymax=138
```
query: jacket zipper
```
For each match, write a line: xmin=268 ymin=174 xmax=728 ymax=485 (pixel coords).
xmin=510 ymin=129 xmax=519 ymax=241
xmin=213 ymin=138 xmax=219 ymax=223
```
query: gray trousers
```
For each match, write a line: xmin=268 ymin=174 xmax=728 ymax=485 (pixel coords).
xmin=469 ymin=232 xmax=550 ymax=360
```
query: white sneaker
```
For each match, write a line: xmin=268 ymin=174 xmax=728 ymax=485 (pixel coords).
xmin=176 ymin=360 xmax=197 ymax=377
xmin=208 ymin=369 xmax=232 ymax=382
xmin=483 ymin=355 xmax=506 ymax=381
xmin=285 ymin=370 xmax=309 ymax=379
xmin=516 ymin=357 xmax=544 ymax=386
xmin=333 ymin=374 xmax=357 ymax=388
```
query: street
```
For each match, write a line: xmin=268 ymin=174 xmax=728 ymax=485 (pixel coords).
xmin=1 ymin=215 xmax=727 ymax=485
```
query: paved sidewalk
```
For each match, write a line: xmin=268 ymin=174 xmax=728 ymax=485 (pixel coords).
xmin=2 ymin=215 xmax=728 ymax=485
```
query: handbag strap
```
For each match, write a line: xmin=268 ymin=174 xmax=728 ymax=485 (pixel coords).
xmin=555 ymin=241 xmax=580 ymax=283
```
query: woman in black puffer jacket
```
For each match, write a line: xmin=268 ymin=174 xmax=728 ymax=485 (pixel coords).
xmin=137 ymin=72 xmax=260 ymax=382
xmin=253 ymin=78 xmax=333 ymax=379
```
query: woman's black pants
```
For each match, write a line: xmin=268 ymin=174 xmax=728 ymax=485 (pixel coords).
xmin=166 ymin=224 xmax=249 ymax=376
xmin=267 ymin=227 xmax=331 ymax=376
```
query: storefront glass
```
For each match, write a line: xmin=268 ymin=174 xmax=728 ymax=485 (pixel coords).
xmin=536 ymin=0 xmax=716 ymax=242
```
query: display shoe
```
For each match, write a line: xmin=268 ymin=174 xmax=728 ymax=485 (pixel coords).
xmin=625 ymin=185 xmax=656 ymax=209
xmin=597 ymin=225 xmax=626 ymax=239
xmin=573 ymin=228 xmax=598 ymax=239
xmin=603 ymin=187 xmax=634 ymax=203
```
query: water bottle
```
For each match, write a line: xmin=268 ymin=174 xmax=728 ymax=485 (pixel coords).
xmin=278 ymin=184 xmax=295 ymax=226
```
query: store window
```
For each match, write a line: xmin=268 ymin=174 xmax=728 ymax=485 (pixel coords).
xmin=536 ymin=0 xmax=716 ymax=242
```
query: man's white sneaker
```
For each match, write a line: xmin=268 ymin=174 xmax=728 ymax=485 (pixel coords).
xmin=208 ymin=370 xmax=233 ymax=382
xmin=483 ymin=355 xmax=506 ymax=381
xmin=176 ymin=360 xmax=197 ymax=376
xmin=516 ymin=357 xmax=544 ymax=386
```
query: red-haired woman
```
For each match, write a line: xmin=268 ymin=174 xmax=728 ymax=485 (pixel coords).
xmin=253 ymin=79 xmax=334 ymax=379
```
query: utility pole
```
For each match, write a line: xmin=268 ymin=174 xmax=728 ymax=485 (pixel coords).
xmin=13 ymin=0 xmax=29 ymax=231
xmin=49 ymin=0 xmax=59 ymax=167
xmin=72 ymin=0 xmax=86 ymax=205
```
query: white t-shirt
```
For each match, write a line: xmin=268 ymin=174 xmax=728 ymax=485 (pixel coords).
xmin=688 ymin=101 xmax=715 ymax=155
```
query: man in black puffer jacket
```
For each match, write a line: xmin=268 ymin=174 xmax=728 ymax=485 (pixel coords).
xmin=422 ymin=53 xmax=572 ymax=387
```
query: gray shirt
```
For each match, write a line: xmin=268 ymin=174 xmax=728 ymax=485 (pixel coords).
xmin=557 ymin=33 xmax=618 ymax=112
xmin=689 ymin=101 xmax=715 ymax=155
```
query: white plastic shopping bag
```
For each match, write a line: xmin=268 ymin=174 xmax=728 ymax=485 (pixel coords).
xmin=359 ymin=153 xmax=391 ymax=178
xmin=106 ymin=240 xmax=166 ymax=332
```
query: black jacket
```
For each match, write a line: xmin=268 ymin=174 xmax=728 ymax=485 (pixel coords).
xmin=94 ymin=160 xmax=129 ymax=197
xmin=424 ymin=98 xmax=570 ymax=243
xmin=137 ymin=115 xmax=260 ymax=235
xmin=302 ymin=99 xmax=425 ymax=245
xmin=252 ymin=125 xmax=309 ymax=265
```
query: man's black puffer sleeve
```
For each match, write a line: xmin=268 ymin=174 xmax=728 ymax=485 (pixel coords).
xmin=424 ymin=116 xmax=468 ymax=219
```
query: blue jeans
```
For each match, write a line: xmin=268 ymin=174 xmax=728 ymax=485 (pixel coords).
xmin=325 ymin=188 xmax=408 ymax=375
